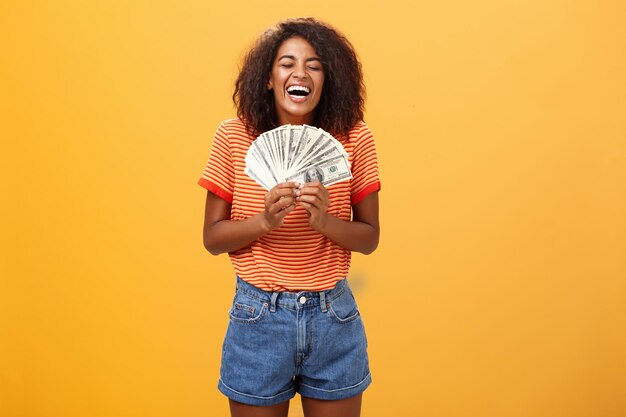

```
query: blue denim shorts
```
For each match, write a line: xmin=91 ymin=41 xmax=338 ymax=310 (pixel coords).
xmin=217 ymin=276 xmax=371 ymax=406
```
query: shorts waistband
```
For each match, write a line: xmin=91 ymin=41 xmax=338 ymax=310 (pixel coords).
xmin=234 ymin=276 xmax=350 ymax=312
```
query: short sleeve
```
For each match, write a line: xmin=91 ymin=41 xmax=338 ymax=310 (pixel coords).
xmin=198 ymin=122 xmax=235 ymax=203
xmin=350 ymin=124 xmax=381 ymax=206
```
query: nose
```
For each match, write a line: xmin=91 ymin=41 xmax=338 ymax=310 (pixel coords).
xmin=292 ymin=63 xmax=308 ymax=79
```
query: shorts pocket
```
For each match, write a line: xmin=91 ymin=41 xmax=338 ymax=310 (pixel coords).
xmin=328 ymin=289 xmax=361 ymax=324
xmin=228 ymin=293 xmax=268 ymax=324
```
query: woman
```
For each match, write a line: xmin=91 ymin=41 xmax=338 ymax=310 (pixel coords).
xmin=199 ymin=17 xmax=381 ymax=417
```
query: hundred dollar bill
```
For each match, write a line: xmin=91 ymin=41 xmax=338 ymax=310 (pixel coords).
xmin=245 ymin=125 xmax=353 ymax=189
xmin=291 ymin=142 xmax=347 ymax=174
xmin=318 ymin=127 xmax=349 ymax=159
xmin=290 ymin=128 xmax=326 ymax=170
xmin=246 ymin=142 xmax=278 ymax=186
xmin=285 ymin=125 xmax=302 ymax=174
xmin=301 ymin=130 xmax=346 ymax=167
xmin=269 ymin=130 xmax=282 ymax=180
xmin=292 ymin=124 xmax=315 ymax=160
xmin=285 ymin=155 xmax=352 ymax=187
xmin=244 ymin=165 xmax=272 ymax=190
xmin=261 ymin=131 xmax=279 ymax=179
xmin=278 ymin=126 xmax=290 ymax=180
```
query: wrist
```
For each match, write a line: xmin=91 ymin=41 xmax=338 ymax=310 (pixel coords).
xmin=314 ymin=212 xmax=331 ymax=234
xmin=258 ymin=212 xmax=274 ymax=234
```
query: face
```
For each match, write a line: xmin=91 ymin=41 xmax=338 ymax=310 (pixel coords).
xmin=306 ymin=167 xmax=323 ymax=183
xmin=268 ymin=36 xmax=325 ymax=126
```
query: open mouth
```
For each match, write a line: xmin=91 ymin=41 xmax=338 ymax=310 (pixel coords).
xmin=287 ymin=85 xmax=311 ymax=98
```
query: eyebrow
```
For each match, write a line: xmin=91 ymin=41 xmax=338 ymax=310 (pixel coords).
xmin=277 ymin=55 xmax=322 ymax=62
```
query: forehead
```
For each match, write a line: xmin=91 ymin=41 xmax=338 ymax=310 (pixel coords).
xmin=275 ymin=36 xmax=319 ymax=59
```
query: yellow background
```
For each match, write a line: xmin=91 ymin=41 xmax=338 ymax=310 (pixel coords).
xmin=1 ymin=1 xmax=625 ymax=416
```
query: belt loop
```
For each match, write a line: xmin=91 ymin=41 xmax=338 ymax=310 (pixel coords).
xmin=320 ymin=290 xmax=327 ymax=313
xmin=269 ymin=292 xmax=279 ymax=313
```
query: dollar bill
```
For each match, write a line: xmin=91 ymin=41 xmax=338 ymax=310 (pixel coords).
xmin=285 ymin=155 xmax=352 ymax=187
xmin=245 ymin=125 xmax=352 ymax=189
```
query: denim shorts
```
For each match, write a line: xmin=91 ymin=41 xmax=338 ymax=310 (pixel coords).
xmin=217 ymin=276 xmax=371 ymax=406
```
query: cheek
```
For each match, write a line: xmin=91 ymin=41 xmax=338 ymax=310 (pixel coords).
xmin=272 ymin=89 xmax=282 ymax=103
xmin=315 ymin=77 xmax=325 ymax=97
xmin=267 ymin=71 xmax=277 ymax=88
xmin=268 ymin=69 xmax=283 ymax=89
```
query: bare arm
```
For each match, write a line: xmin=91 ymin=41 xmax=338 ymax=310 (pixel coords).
xmin=202 ymin=183 xmax=299 ymax=255
xmin=297 ymin=182 xmax=380 ymax=254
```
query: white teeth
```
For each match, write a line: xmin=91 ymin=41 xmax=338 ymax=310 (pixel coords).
xmin=287 ymin=85 xmax=310 ymax=94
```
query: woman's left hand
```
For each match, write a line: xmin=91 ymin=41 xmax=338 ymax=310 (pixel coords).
xmin=296 ymin=182 xmax=330 ymax=232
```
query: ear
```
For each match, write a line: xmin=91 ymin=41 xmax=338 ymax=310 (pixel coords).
xmin=267 ymin=79 xmax=273 ymax=90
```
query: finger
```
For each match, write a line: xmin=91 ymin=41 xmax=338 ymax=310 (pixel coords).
xmin=281 ymin=203 xmax=296 ymax=216
xmin=276 ymin=181 xmax=300 ymax=189
xmin=298 ymin=201 xmax=314 ymax=214
xmin=275 ymin=187 xmax=297 ymax=198
xmin=267 ymin=187 xmax=297 ymax=204
xmin=299 ymin=181 xmax=325 ymax=190
xmin=296 ymin=190 xmax=329 ymax=206
xmin=268 ymin=197 xmax=295 ymax=215
xmin=297 ymin=195 xmax=325 ymax=211
xmin=269 ymin=203 xmax=296 ymax=225
xmin=300 ymin=181 xmax=322 ymax=188
xmin=298 ymin=183 xmax=328 ymax=201
xmin=267 ymin=182 xmax=299 ymax=201
xmin=296 ymin=186 xmax=328 ymax=197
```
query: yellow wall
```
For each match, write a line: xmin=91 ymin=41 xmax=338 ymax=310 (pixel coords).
xmin=1 ymin=1 xmax=625 ymax=416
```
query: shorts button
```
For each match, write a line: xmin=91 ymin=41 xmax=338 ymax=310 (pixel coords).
xmin=299 ymin=296 xmax=306 ymax=304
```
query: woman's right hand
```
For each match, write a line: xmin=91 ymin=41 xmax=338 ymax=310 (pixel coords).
xmin=262 ymin=182 xmax=300 ymax=232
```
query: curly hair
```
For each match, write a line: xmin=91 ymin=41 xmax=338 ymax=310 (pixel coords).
xmin=233 ymin=18 xmax=365 ymax=137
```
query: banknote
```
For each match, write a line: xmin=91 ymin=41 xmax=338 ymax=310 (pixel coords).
xmin=245 ymin=125 xmax=352 ymax=190
xmin=285 ymin=155 xmax=352 ymax=187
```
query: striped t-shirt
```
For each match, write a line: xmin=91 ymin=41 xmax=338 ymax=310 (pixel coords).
xmin=199 ymin=118 xmax=381 ymax=292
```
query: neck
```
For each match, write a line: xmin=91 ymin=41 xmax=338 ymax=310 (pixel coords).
xmin=277 ymin=113 xmax=314 ymax=126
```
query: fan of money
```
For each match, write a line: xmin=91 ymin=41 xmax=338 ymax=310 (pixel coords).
xmin=245 ymin=125 xmax=352 ymax=190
